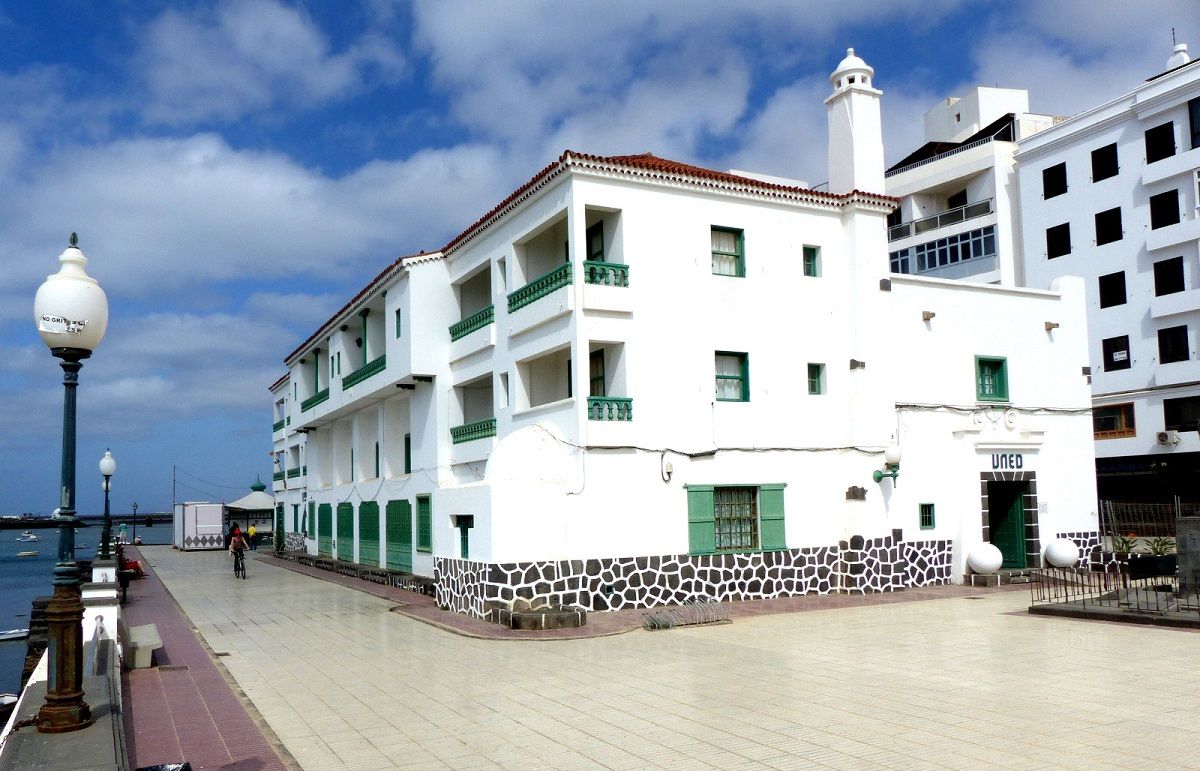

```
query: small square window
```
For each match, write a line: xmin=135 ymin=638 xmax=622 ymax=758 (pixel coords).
xmin=919 ymin=503 xmax=935 ymax=529
xmin=975 ymin=356 xmax=1008 ymax=402
xmin=1098 ymin=271 xmax=1126 ymax=309
xmin=711 ymin=227 xmax=745 ymax=277
xmin=1046 ymin=223 xmax=1071 ymax=258
xmin=1145 ymin=121 xmax=1176 ymax=164
xmin=807 ymin=363 xmax=825 ymax=395
xmin=1154 ymin=256 xmax=1185 ymax=296
xmin=1095 ymin=208 xmax=1122 ymax=246
xmin=803 ymin=245 xmax=821 ymax=277
xmin=1102 ymin=335 xmax=1131 ymax=371
xmin=1164 ymin=395 xmax=1200 ymax=432
xmin=1042 ymin=163 xmax=1067 ymax=198
xmin=1091 ymin=143 xmax=1118 ymax=181
xmin=715 ymin=352 xmax=749 ymax=402
xmin=1149 ymin=190 xmax=1180 ymax=230
xmin=1158 ymin=325 xmax=1189 ymax=363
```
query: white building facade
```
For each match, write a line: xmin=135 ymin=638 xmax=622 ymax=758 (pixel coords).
xmin=1017 ymin=47 xmax=1200 ymax=501
xmin=272 ymin=51 xmax=1099 ymax=617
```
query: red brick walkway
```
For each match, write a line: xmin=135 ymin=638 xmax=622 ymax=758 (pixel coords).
xmin=121 ymin=546 xmax=292 ymax=770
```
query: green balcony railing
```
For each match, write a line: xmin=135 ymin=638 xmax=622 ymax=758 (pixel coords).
xmin=587 ymin=396 xmax=633 ymax=421
xmin=286 ymin=468 xmax=301 ymax=479
xmin=273 ymin=471 xmax=285 ymax=482
xmin=449 ymin=305 xmax=494 ymax=341
xmin=342 ymin=354 xmax=386 ymax=390
xmin=508 ymin=263 xmax=572 ymax=312
xmin=273 ymin=419 xmax=285 ymax=432
xmin=583 ymin=261 xmax=629 ymax=287
xmin=301 ymin=388 xmax=329 ymax=412
xmin=450 ymin=417 xmax=497 ymax=444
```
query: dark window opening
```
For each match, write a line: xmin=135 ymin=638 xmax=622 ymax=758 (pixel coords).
xmin=1102 ymin=335 xmax=1131 ymax=371
xmin=1165 ymin=396 xmax=1200 ymax=432
xmin=714 ymin=487 xmax=758 ymax=551
xmin=1093 ymin=403 xmax=1135 ymax=439
xmin=1095 ymin=208 xmax=1122 ymax=246
xmin=1154 ymin=256 xmax=1185 ymax=296
xmin=886 ymin=208 xmax=903 ymax=228
xmin=1145 ymin=122 xmax=1176 ymax=164
xmin=1046 ymin=223 xmax=1071 ymax=258
xmin=1098 ymin=271 xmax=1126 ymax=308
xmin=1190 ymin=97 xmax=1200 ymax=150
xmin=1158 ymin=325 xmax=1190 ymax=364
xmin=1042 ymin=163 xmax=1067 ymax=198
xmin=1149 ymin=190 xmax=1180 ymax=230
xmin=1091 ymin=143 xmax=1118 ymax=181
xmin=946 ymin=189 xmax=968 ymax=209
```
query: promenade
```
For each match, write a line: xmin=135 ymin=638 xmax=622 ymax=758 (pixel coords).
xmin=128 ymin=545 xmax=1200 ymax=769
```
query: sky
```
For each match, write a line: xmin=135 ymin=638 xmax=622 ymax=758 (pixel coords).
xmin=0 ymin=0 xmax=1196 ymax=516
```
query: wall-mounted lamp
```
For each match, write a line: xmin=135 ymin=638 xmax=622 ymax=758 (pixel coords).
xmin=922 ymin=310 xmax=936 ymax=322
xmin=1044 ymin=321 xmax=1060 ymax=332
xmin=849 ymin=358 xmax=867 ymax=370
xmin=872 ymin=444 xmax=902 ymax=486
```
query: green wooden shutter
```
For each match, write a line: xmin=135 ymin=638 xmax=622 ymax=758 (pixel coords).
xmin=416 ymin=495 xmax=432 ymax=552
xmin=317 ymin=503 xmax=332 ymax=556
xmin=359 ymin=501 xmax=381 ymax=567
xmin=336 ymin=502 xmax=354 ymax=561
xmin=404 ymin=434 xmax=411 ymax=474
xmin=307 ymin=501 xmax=315 ymax=538
xmin=759 ymin=484 xmax=787 ymax=551
xmin=686 ymin=486 xmax=715 ymax=555
xmin=385 ymin=500 xmax=413 ymax=572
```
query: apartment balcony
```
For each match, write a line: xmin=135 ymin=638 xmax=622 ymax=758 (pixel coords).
xmin=450 ymin=417 xmax=497 ymax=444
xmin=582 ymin=261 xmax=633 ymax=314
xmin=273 ymin=470 xmax=285 ymax=482
xmin=508 ymin=264 xmax=573 ymax=337
xmin=273 ymin=419 xmax=285 ymax=433
xmin=449 ymin=305 xmax=496 ymax=362
xmin=1145 ymin=216 xmax=1200 ymax=253
xmin=509 ymin=263 xmax=572 ymax=312
xmin=888 ymin=199 xmax=993 ymax=242
xmin=286 ymin=468 xmax=301 ymax=479
xmin=1150 ymin=288 xmax=1200 ymax=319
xmin=1155 ymin=358 xmax=1200 ymax=387
xmin=587 ymin=396 xmax=632 ymax=421
xmin=583 ymin=261 xmax=628 ymax=287
xmin=301 ymin=388 xmax=329 ymax=413
xmin=342 ymin=354 xmax=386 ymax=390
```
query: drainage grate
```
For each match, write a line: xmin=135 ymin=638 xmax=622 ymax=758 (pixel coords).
xmin=213 ymin=652 xmax=231 ymax=657
xmin=158 ymin=665 xmax=190 ymax=671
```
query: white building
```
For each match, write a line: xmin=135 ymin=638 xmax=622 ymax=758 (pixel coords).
xmin=272 ymin=50 xmax=1099 ymax=617
xmin=270 ymin=373 xmax=307 ymax=548
xmin=1017 ymin=45 xmax=1200 ymax=502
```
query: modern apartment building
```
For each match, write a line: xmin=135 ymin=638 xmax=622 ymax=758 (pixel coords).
xmin=271 ymin=50 xmax=1098 ymax=617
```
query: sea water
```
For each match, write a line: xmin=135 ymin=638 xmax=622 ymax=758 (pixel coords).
xmin=0 ymin=524 xmax=173 ymax=695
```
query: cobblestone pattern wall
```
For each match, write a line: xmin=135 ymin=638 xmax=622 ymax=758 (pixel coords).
xmin=1057 ymin=530 xmax=1109 ymax=571
xmin=902 ymin=539 xmax=954 ymax=587
xmin=434 ymin=558 xmax=488 ymax=617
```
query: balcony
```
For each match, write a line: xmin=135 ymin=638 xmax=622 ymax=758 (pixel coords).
xmin=450 ymin=417 xmax=497 ymax=444
xmin=301 ymin=388 xmax=329 ymax=412
xmin=449 ymin=305 xmax=494 ymax=342
xmin=273 ymin=419 xmax=285 ymax=433
xmin=583 ymin=261 xmax=629 ymax=287
xmin=587 ymin=396 xmax=632 ymax=421
xmin=889 ymin=199 xmax=993 ymax=241
xmin=286 ymin=468 xmax=301 ymax=479
xmin=273 ymin=471 xmax=285 ymax=482
xmin=508 ymin=263 xmax=572 ymax=312
xmin=342 ymin=355 xmax=386 ymax=390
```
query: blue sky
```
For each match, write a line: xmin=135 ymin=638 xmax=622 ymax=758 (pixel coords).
xmin=1 ymin=0 xmax=1195 ymax=515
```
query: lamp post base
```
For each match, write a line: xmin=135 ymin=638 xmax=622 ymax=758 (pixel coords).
xmin=35 ymin=580 xmax=93 ymax=733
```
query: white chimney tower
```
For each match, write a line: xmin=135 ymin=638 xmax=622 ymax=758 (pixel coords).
xmin=825 ymin=48 xmax=885 ymax=194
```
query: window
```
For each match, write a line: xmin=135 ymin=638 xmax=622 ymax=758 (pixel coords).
xmin=946 ymin=189 xmax=967 ymax=209
xmin=394 ymin=308 xmax=402 ymax=338
xmin=1098 ymin=271 xmax=1126 ymax=308
xmin=714 ymin=487 xmax=758 ymax=551
xmin=911 ymin=225 xmax=995 ymax=272
xmin=1164 ymin=396 xmax=1200 ymax=432
xmin=1145 ymin=121 xmax=1176 ymax=163
xmin=589 ymin=350 xmax=605 ymax=397
xmin=1042 ymin=163 xmax=1067 ymax=198
xmin=715 ymin=352 xmax=749 ymax=401
xmin=1149 ymin=190 xmax=1180 ymax=230
xmin=586 ymin=222 xmax=604 ymax=261
xmin=416 ymin=495 xmax=432 ymax=552
xmin=1158 ymin=325 xmax=1189 ymax=363
xmin=919 ymin=503 xmax=935 ymax=530
xmin=1046 ymin=223 xmax=1071 ymax=258
xmin=803 ymin=245 xmax=821 ymax=277
xmin=711 ymin=226 xmax=744 ymax=277
xmin=1102 ymin=335 xmax=1131 ymax=371
xmin=1093 ymin=403 xmax=1135 ymax=439
xmin=336 ymin=352 xmax=341 ymax=376
xmin=975 ymin=357 xmax=1008 ymax=402
xmin=1154 ymin=256 xmax=1185 ymax=296
xmin=1190 ymin=97 xmax=1200 ymax=150
xmin=403 ymin=433 xmax=411 ymax=475
xmin=1091 ymin=143 xmax=1118 ymax=181
xmin=686 ymin=484 xmax=785 ymax=554
xmin=807 ymin=363 xmax=825 ymax=395
xmin=886 ymin=208 xmax=902 ymax=229
xmin=1095 ymin=208 xmax=1122 ymax=245
xmin=374 ymin=442 xmax=380 ymax=478
xmin=889 ymin=250 xmax=910 ymax=274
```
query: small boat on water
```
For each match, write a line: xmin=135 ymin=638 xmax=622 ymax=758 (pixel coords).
xmin=0 ymin=629 xmax=29 ymax=641
xmin=16 ymin=531 xmax=39 ymax=542
xmin=15 ymin=551 xmax=38 ymax=558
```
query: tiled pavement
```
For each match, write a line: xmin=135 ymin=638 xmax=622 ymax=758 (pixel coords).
xmin=129 ymin=545 xmax=1200 ymax=769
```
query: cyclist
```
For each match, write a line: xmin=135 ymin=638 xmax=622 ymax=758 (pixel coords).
xmin=229 ymin=529 xmax=247 ymax=579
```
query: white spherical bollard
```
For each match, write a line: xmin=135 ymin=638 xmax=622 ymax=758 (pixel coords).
xmin=1044 ymin=538 xmax=1081 ymax=568
xmin=967 ymin=543 xmax=1004 ymax=574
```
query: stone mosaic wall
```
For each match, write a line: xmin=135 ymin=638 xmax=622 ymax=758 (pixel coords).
xmin=1056 ymin=530 xmax=1115 ymax=572
xmin=283 ymin=532 xmax=306 ymax=552
xmin=436 ymin=535 xmax=953 ymax=619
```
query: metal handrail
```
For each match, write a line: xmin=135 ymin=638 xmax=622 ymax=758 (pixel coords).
xmin=884 ymin=135 xmax=998 ymax=178
xmin=888 ymin=198 xmax=993 ymax=241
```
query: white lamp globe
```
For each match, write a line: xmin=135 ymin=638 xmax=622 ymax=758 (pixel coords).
xmin=967 ymin=543 xmax=1004 ymax=574
xmin=99 ymin=450 xmax=116 ymax=478
xmin=1044 ymin=538 xmax=1081 ymax=568
xmin=883 ymin=444 xmax=902 ymax=466
xmin=33 ymin=234 xmax=108 ymax=353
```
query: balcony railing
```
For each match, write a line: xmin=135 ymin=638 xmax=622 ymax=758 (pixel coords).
xmin=273 ymin=471 xmax=285 ymax=482
xmin=342 ymin=354 xmax=386 ymax=390
xmin=888 ymin=198 xmax=993 ymax=241
xmin=449 ymin=305 xmax=494 ymax=341
xmin=286 ymin=468 xmax=301 ymax=479
xmin=588 ymin=396 xmax=633 ymax=421
xmin=884 ymin=134 xmax=998 ymax=178
xmin=273 ymin=419 xmax=285 ymax=432
xmin=301 ymin=388 xmax=329 ymax=412
xmin=450 ymin=417 xmax=497 ymax=444
xmin=583 ymin=261 xmax=629 ymax=287
xmin=508 ymin=263 xmax=572 ymax=312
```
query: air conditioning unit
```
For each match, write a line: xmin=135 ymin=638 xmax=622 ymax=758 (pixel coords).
xmin=1157 ymin=430 xmax=1181 ymax=446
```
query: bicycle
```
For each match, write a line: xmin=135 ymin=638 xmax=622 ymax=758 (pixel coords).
xmin=232 ymin=549 xmax=246 ymax=579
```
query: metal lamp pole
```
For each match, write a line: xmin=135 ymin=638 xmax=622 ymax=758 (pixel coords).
xmin=99 ymin=450 xmax=116 ymax=560
xmin=32 ymin=233 xmax=108 ymax=733
xmin=132 ymin=501 xmax=138 ymax=543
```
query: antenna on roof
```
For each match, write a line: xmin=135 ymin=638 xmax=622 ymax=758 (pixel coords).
xmin=1172 ymin=27 xmax=1177 ymax=46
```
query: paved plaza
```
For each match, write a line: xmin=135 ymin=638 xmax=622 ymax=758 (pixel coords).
xmin=138 ymin=545 xmax=1199 ymax=769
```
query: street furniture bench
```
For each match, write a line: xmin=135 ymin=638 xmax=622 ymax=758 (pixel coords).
xmin=126 ymin=623 xmax=163 ymax=669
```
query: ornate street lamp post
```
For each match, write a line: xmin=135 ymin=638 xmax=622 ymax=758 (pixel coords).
xmin=99 ymin=450 xmax=116 ymax=560
xmin=32 ymin=233 xmax=108 ymax=733
xmin=132 ymin=501 xmax=138 ymax=543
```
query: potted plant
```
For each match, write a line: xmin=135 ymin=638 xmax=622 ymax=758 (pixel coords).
xmin=1110 ymin=532 xmax=1136 ymax=562
xmin=1128 ymin=536 xmax=1176 ymax=581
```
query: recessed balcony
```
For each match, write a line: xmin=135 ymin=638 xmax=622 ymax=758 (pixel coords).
xmin=342 ymin=354 xmax=386 ymax=390
xmin=273 ymin=419 xmax=285 ymax=433
xmin=888 ymin=198 xmax=993 ymax=242
xmin=301 ymin=388 xmax=329 ymax=412
xmin=587 ymin=396 xmax=632 ymax=421
xmin=449 ymin=305 xmax=494 ymax=341
xmin=508 ymin=263 xmax=572 ymax=312
xmin=450 ymin=417 xmax=497 ymax=444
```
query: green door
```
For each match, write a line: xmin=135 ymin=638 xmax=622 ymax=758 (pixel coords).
xmin=359 ymin=501 xmax=380 ymax=567
xmin=317 ymin=503 xmax=332 ymax=557
xmin=988 ymin=482 xmax=1027 ymax=569
xmin=336 ymin=502 xmax=354 ymax=561
xmin=385 ymin=500 xmax=413 ymax=573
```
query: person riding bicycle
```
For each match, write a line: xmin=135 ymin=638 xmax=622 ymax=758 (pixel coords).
xmin=229 ymin=530 xmax=247 ymax=577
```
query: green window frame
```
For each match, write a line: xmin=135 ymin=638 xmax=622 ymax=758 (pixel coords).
xmin=350 ymin=448 xmax=355 ymax=482
xmin=711 ymin=226 xmax=745 ymax=277
xmin=586 ymin=222 xmax=605 ymax=261
xmin=385 ymin=499 xmax=413 ymax=572
xmin=807 ymin=363 xmax=825 ymax=395
xmin=292 ymin=504 xmax=299 ymax=533
xmin=336 ymin=351 xmax=341 ymax=376
xmin=335 ymin=502 xmax=354 ymax=561
xmin=919 ymin=503 xmax=935 ymax=530
xmin=403 ymin=433 xmax=411 ymax=475
xmin=307 ymin=501 xmax=315 ymax=538
xmin=686 ymin=484 xmax=785 ymax=555
xmin=803 ymin=245 xmax=821 ymax=277
xmin=589 ymin=350 xmax=605 ymax=398
xmin=374 ymin=442 xmax=380 ymax=478
xmin=975 ymin=356 xmax=1008 ymax=402
xmin=317 ymin=503 xmax=333 ymax=557
xmin=416 ymin=495 xmax=432 ymax=552
xmin=358 ymin=501 xmax=381 ymax=567
xmin=394 ymin=308 xmax=402 ymax=338
xmin=715 ymin=351 xmax=749 ymax=402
